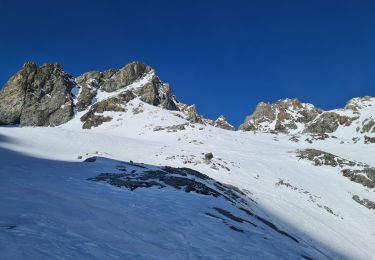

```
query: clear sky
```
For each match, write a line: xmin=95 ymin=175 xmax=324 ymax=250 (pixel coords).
xmin=1 ymin=0 xmax=374 ymax=126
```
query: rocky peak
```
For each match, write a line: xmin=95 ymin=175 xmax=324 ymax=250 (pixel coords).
xmin=186 ymin=105 xmax=203 ymax=124
xmin=239 ymin=98 xmax=322 ymax=133
xmin=214 ymin=115 xmax=235 ymax=131
xmin=0 ymin=62 xmax=74 ymax=126
xmin=240 ymin=96 xmax=375 ymax=139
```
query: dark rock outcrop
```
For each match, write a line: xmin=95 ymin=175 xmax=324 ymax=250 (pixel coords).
xmin=0 ymin=62 xmax=74 ymax=126
xmin=239 ymin=99 xmax=322 ymax=133
xmin=186 ymin=105 xmax=203 ymax=124
xmin=133 ymin=74 xmax=178 ymax=110
xmin=0 ymin=62 xmax=36 ymax=124
xmin=214 ymin=115 xmax=235 ymax=130
xmin=296 ymin=149 xmax=375 ymax=189
xmin=74 ymin=71 xmax=102 ymax=111
xmin=81 ymin=91 xmax=135 ymax=129
xmin=101 ymin=61 xmax=151 ymax=92
xmin=304 ymin=112 xmax=358 ymax=134
xmin=240 ymin=96 xmax=375 ymax=136
xmin=352 ymin=195 xmax=375 ymax=210
xmin=75 ymin=62 xmax=179 ymax=114
xmin=364 ymin=136 xmax=375 ymax=144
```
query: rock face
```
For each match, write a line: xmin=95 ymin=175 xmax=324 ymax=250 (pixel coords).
xmin=73 ymin=62 xmax=151 ymax=112
xmin=80 ymin=91 xmax=135 ymax=129
xmin=239 ymin=99 xmax=322 ymax=133
xmin=0 ymin=62 xmax=34 ymax=124
xmin=186 ymin=105 xmax=203 ymax=124
xmin=303 ymin=112 xmax=357 ymax=134
xmin=133 ymin=74 xmax=178 ymax=110
xmin=72 ymin=61 xmax=182 ymax=128
xmin=3 ymin=61 xmax=374 ymax=135
xmin=74 ymin=71 xmax=101 ymax=112
xmin=0 ymin=60 xmax=187 ymax=129
xmin=240 ymin=97 xmax=375 ymax=138
xmin=0 ymin=62 xmax=74 ymax=126
xmin=214 ymin=115 xmax=235 ymax=130
xmin=101 ymin=62 xmax=151 ymax=92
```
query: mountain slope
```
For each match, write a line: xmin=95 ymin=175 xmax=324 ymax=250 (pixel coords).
xmin=0 ymin=61 xmax=374 ymax=259
xmin=0 ymin=146 xmax=327 ymax=259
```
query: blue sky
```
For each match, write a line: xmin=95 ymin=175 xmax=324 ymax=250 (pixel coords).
xmin=1 ymin=0 xmax=374 ymax=126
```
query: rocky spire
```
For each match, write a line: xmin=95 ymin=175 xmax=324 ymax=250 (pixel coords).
xmin=214 ymin=115 xmax=235 ymax=130
xmin=0 ymin=62 xmax=74 ymax=126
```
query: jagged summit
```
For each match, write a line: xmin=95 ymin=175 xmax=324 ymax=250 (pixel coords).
xmin=239 ymin=97 xmax=375 ymax=140
xmin=0 ymin=61 xmax=236 ymax=131
xmin=239 ymin=98 xmax=321 ymax=133
xmin=0 ymin=61 xmax=374 ymax=139
xmin=0 ymin=63 xmax=374 ymax=259
xmin=0 ymin=62 xmax=74 ymax=126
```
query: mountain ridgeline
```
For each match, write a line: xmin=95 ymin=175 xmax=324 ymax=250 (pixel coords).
xmin=0 ymin=61 xmax=374 ymax=139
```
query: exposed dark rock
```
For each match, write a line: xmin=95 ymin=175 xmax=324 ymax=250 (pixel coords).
xmin=132 ymin=74 xmax=179 ymax=110
xmin=342 ymin=168 xmax=375 ymax=189
xmin=74 ymin=61 xmax=179 ymax=115
xmin=166 ymin=123 xmax=188 ymax=132
xmin=240 ymin=96 xmax=375 ymax=135
xmin=296 ymin=149 xmax=358 ymax=167
xmin=0 ymin=62 xmax=74 ymax=126
xmin=80 ymin=90 xmax=135 ymax=129
xmin=214 ymin=115 xmax=235 ymax=130
xmin=352 ymin=195 xmax=375 ymax=210
xmin=364 ymin=136 xmax=375 ymax=144
xmin=304 ymin=112 xmax=358 ymax=134
xmin=297 ymin=149 xmax=375 ymax=189
xmin=0 ymin=62 xmax=36 ymax=124
xmin=186 ymin=105 xmax=203 ymax=124
xmin=361 ymin=119 xmax=375 ymax=133
xmin=74 ymin=71 xmax=102 ymax=111
xmin=204 ymin=153 xmax=214 ymax=161
xmin=82 ymin=115 xmax=113 ymax=129
xmin=100 ymin=61 xmax=151 ymax=92
xmin=239 ymin=99 xmax=321 ymax=133
xmin=88 ymin=167 xmax=222 ymax=197
xmin=275 ymin=180 xmax=298 ymax=190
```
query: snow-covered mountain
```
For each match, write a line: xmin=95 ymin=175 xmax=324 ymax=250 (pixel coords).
xmin=0 ymin=62 xmax=374 ymax=259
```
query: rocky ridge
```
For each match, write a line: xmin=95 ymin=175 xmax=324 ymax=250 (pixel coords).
xmin=0 ymin=61 xmax=374 ymax=139
xmin=240 ymin=96 xmax=375 ymax=141
xmin=0 ymin=61 xmax=233 ymax=130
xmin=0 ymin=62 xmax=74 ymax=126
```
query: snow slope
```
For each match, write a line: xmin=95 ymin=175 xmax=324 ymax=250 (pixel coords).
xmin=0 ymin=97 xmax=374 ymax=259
